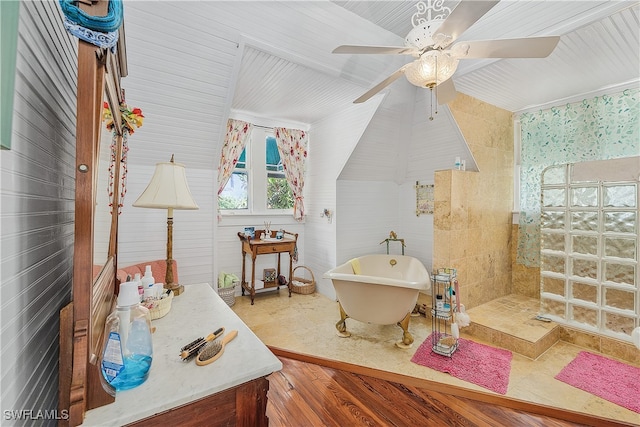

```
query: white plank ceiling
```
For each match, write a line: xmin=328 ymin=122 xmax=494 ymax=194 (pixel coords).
xmin=121 ymin=1 xmax=639 ymax=175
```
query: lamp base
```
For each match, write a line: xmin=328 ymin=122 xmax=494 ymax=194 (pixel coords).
xmin=164 ymin=282 xmax=184 ymax=296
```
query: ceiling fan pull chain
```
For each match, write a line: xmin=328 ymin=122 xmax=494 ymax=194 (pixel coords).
xmin=435 ymin=54 xmax=439 ymax=116
xmin=433 ymin=54 xmax=439 ymax=120
xmin=428 ymin=89 xmax=434 ymax=121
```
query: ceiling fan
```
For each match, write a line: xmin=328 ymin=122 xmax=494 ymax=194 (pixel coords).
xmin=333 ymin=0 xmax=560 ymax=105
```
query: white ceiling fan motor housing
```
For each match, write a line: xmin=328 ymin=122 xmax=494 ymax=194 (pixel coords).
xmin=404 ymin=19 xmax=449 ymax=53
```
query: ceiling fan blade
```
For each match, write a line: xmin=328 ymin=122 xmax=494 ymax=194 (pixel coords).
xmin=354 ymin=66 xmax=407 ymax=104
xmin=434 ymin=1 xmax=500 ymax=48
xmin=454 ymin=36 xmax=561 ymax=58
xmin=436 ymin=78 xmax=457 ymax=105
xmin=333 ymin=45 xmax=419 ymax=55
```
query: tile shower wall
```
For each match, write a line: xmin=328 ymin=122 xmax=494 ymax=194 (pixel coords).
xmin=511 ymin=224 xmax=541 ymax=298
xmin=433 ymin=94 xmax=514 ymax=309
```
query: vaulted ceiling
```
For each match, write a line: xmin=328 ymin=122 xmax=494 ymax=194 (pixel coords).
xmin=121 ymin=1 xmax=639 ymax=173
xmin=333 ymin=1 xmax=639 ymax=112
xmin=230 ymin=1 xmax=639 ymax=122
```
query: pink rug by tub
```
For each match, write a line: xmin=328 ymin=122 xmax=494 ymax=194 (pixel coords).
xmin=555 ymin=351 xmax=640 ymax=413
xmin=411 ymin=333 xmax=512 ymax=394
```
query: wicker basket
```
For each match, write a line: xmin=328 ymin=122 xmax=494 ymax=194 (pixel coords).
xmin=290 ymin=266 xmax=315 ymax=294
xmin=144 ymin=290 xmax=174 ymax=320
xmin=218 ymin=282 xmax=237 ymax=307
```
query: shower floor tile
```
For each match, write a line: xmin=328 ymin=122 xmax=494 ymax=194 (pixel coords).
xmin=466 ymin=295 xmax=554 ymax=341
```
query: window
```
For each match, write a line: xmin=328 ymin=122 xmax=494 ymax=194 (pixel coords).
xmin=218 ymin=150 xmax=248 ymax=210
xmin=218 ymin=128 xmax=294 ymax=214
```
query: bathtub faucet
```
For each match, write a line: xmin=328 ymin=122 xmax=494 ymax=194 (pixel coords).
xmin=389 ymin=259 xmax=397 ymax=267
xmin=379 ymin=233 xmax=406 ymax=255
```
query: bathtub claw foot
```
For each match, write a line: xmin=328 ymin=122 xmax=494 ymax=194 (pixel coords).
xmin=395 ymin=338 xmax=413 ymax=349
xmin=336 ymin=302 xmax=351 ymax=338
xmin=335 ymin=319 xmax=351 ymax=338
xmin=336 ymin=329 xmax=351 ymax=338
xmin=395 ymin=312 xmax=414 ymax=348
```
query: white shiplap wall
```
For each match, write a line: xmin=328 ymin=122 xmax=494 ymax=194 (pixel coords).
xmin=335 ymin=178 xmax=435 ymax=280
xmin=338 ymin=82 xmax=416 ymax=183
xmin=305 ymin=98 xmax=383 ymax=299
xmin=397 ymin=181 xmax=434 ymax=273
xmin=336 ymin=180 xmax=399 ymax=261
xmin=1 ymin=0 xmax=77 ymax=419
xmin=332 ymin=80 xmax=471 ymax=282
xmin=116 ymin=1 xmax=397 ymax=292
xmin=406 ymin=91 xmax=479 ymax=177
xmin=117 ymin=164 xmax=215 ymax=287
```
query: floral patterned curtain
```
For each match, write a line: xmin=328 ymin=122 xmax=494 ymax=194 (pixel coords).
xmin=274 ymin=127 xmax=308 ymax=221
xmin=217 ymin=119 xmax=253 ymax=195
xmin=517 ymin=88 xmax=640 ymax=267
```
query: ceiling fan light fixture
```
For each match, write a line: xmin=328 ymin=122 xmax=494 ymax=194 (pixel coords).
xmin=404 ymin=50 xmax=458 ymax=88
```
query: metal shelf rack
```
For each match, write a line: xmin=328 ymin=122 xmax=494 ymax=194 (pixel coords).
xmin=431 ymin=268 xmax=458 ymax=357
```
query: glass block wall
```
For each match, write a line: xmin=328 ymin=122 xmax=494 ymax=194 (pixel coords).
xmin=539 ymin=163 xmax=639 ymax=342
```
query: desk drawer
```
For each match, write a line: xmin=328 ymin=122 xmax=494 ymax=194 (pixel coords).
xmin=255 ymin=243 xmax=294 ymax=254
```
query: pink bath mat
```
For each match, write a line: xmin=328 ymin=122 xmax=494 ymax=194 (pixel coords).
xmin=555 ymin=351 xmax=640 ymax=413
xmin=411 ymin=333 xmax=512 ymax=394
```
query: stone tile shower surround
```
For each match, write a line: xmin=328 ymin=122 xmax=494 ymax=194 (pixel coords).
xmin=433 ymin=96 xmax=639 ymax=354
xmin=433 ymin=94 xmax=514 ymax=309
xmin=511 ymin=224 xmax=541 ymax=298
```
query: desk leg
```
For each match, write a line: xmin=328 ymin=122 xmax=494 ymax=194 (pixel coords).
xmin=288 ymin=251 xmax=293 ymax=298
xmin=241 ymin=250 xmax=246 ymax=296
xmin=276 ymin=253 xmax=281 ymax=290
xmin=250 ymin=255 xmax=256 ymax=305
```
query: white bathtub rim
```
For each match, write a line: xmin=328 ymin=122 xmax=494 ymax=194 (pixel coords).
xmin=323 ymin=254 xmax=431 ymax=291
xmin=322 ymin=272 xmax=429 ymax=291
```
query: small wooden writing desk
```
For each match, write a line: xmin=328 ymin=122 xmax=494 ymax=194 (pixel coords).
xmin=238 ymin=230 xmax=298 ymax=304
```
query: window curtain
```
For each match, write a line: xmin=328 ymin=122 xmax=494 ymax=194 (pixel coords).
xmin=217 ymin=119 xmax=253 ymax=220
xmin=517 ymin=88 xmax=640 ymax=267
xmin=274 ymin=127 xmax=308 ymax=220
xmin=217 ymin=118 xmax=253 ymax=195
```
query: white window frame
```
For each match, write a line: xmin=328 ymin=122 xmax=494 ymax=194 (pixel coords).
xmin=219 ymin=127 xmax=293 ymax=216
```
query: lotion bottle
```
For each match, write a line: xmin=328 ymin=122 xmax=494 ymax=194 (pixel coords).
xmin=141 ymin=265 xmax=155 ymax=289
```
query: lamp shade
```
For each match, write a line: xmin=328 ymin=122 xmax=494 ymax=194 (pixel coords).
xmin=133 ymin=157 xmax=199 ymax=210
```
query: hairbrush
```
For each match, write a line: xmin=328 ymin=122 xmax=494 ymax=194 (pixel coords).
xmin=180 ymin=327 xmax=225 ymax=361
xmin=196 ymin=330 xmax=238 ymax=366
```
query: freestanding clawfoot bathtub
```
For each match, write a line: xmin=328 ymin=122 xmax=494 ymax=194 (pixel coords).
xmin=324 ymin=254 xmax=431 ymax=348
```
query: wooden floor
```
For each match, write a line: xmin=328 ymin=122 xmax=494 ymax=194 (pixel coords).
xmin=266 ymin=348 xmax=632 ymax=427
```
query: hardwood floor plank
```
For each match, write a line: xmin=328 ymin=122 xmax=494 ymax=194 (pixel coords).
xmin=267 ymin=369 xmax=326 ymax=426
xmin=268 ymin=347 xmax=634 ymax=427
xmin=267 ymin=354 xmax=634 ymax=427
xmin=333 ymin=371 xmax=462 ymax=426
xmin=282 ymin=358 xmax=390 ymax=426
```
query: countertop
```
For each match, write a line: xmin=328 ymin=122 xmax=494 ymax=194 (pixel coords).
xmin=81 ymin=283 xmax=282 ymax=426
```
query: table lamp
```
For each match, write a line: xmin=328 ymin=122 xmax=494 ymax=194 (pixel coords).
xmin=133 ymin=154 xmax=198 ymax=296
